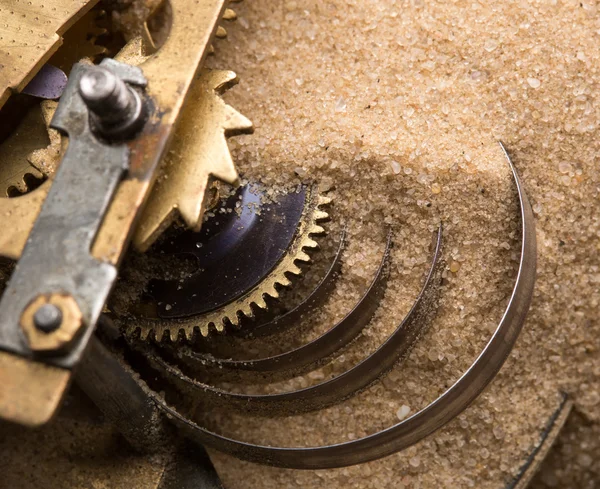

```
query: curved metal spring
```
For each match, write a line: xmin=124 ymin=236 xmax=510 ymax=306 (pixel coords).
xmin=155 ymin=230 xmax=387 ymax=379
xmin=136 ymin=228 xmax=441 ymax=416
xmin=116 ymin=142 xmax=536 ymax=470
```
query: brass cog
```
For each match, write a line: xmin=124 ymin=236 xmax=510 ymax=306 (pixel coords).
xmin=126 ymin=2 xmax=252 ymax=251
xmin=49 ymin=8 xmax=110 ymax=75
xmin=25 ymin=2 xmax=250 ymax=251
xmin=26 ymin=8 xmax=111 ymax=178
xmin=133 ymin=68 xmax=254 ymax=251
xmin=0 ymin=105 xmax=46 ymax=197
xmin=126 ymin=188 xmax=331 ymax=342
xmin=0 ymin=8 xmax=109 ymax=195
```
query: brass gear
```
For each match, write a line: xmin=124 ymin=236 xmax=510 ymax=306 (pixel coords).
xmin=48 ymin=8 xmax=110 ymax=76
xmin=25 ymin=3 xmax=250 ymax=250
xmin=109 ymin=3 xmax=254 ymax=252
xmin=0 ymin=1 xmax=248 ymax=261
xmin=27 ymin=8 xmax=111 ymax=179
xmin=0 ymin=105 xmax=46 ymax=197
xmin=124 ymin=188 xmax=331 ymax=342
xmin=133 ymin=68 xmax=254 ymax=251
xmin=0 ymin=7 xmax=111 ymax=194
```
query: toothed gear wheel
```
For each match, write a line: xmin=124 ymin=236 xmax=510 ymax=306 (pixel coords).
xmin=0 ymin=103 xmax=47 ymax=197
xmin=49 ymin=8 xmax=109 ymax=75
xmin=26 ymin=8 xmax=110 ymax=179
xmin=119 ymin=184 xmax=331 ymax=341
xmin=0 ymin=8 xmax=110 ymax=197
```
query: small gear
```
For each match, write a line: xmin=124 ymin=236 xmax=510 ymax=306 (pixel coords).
xmin=49 ymin=8 xmax=110 ymax=75
xmin=121 ymin=185 xmax=331 ymax=342
xmin=0 ymin=8 xmax=111 ymax=188
xmin=25 ymin=8 xmax=111 ymax=178
xmin=0 ymin=7 xmax=109 ymax=196
xmin=0 ymin=100 xmax=47 ymax=197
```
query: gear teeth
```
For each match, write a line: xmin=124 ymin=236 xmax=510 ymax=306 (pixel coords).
xmin=216 ymin=26 xmax=228 ymax=38
xmin=318 ymin=195 xmax=333 ymax=206
xmin=48 ymin=8 xmax=110 ymax=73
xmin=254 ymin=296 xmax=267 ymax=309
xmin=304 ymin=238 xmax=319 ymax=249
xmin=309 ymin=223 xmax=326 ymax=234
xmin=168 ymin=329 xmax=178 ymax=343
xmin=241 ymin=302 xmax=254 ymax=316
xmin=309 ymin=225 xmax=325 ymax=236
xmin=223 ymin=8 xmax=237 ymax=21
xmin=278 ymin=276 xmax=292 ymax=287
xmin=129 ymin=187 xmax=331 ymax=342
xmin=229 ymin=314 xmax=241 ymax=328
xmin=138 ymin=327 xmax=149 ymax=342
xmin=296 ymin=251 xmax=311 ymax=262
xmin=268 ymin=284 xmax=281 ymax=299
xmin=134 ymin=69 xmax=253 ymax=251
xmin=314 ymin=210 xmax=330 ymax=221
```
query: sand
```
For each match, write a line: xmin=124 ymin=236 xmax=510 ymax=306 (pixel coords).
xmin=199 ymin=1 xmax=600 ymax=488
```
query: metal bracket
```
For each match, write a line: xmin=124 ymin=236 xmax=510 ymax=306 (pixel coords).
xmin=0 ymin=61 xmax=146 ymax=425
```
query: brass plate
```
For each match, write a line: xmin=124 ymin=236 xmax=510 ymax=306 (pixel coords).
xmin=0 ymin=0 xmax=99 ymax=108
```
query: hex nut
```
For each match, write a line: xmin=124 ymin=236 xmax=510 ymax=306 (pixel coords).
xmin=20 ymin=294 xmax=83 ymax=353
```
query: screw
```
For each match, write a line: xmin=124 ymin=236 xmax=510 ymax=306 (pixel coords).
xmin=78 ymin=66 xmax=145 ymax=138
xmin=33 ymin=304 xmax=63 ymax=333
xmin=21 ymin=295 xmax=83 ymax=352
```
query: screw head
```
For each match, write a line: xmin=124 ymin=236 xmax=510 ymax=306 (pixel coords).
xmin=33 ymin=304 xmax=63 ymax=333
xmin=78 ymin=66 xmax=146 ymax=138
